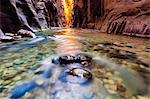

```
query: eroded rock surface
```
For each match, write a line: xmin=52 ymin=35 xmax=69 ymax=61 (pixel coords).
xmin=99 ymin=0 xmax=150 ymax=36
xmin=77 ymin=0 xmax=150 ymax=36
xmin=0 ymin=0 xmax=62 ymax=36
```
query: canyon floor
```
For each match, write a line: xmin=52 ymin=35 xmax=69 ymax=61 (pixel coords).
xmin=0 ymin=28 xmax=150 ymax=99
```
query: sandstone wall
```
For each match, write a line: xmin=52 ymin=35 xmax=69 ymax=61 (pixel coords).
xmin=99 ymin=0 xmax=150 ymax=36
xmin=0 ymin=0 xmax=62 ymax=34
xmin=0 ymin=0 xmax=149 ymax=37
xmin=77 ymin=0 xmax=150 ymax=36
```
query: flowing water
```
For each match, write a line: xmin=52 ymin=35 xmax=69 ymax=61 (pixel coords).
xmin=0 ymin=28 xmax=150 ymax=99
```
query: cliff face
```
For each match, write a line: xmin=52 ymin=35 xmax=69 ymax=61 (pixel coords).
xmin=77 ymin=0 xmax=150 ymax=36
xmin=0 ymin=0 xmax=150 ymax=37
xmin=99 ymin=0 xmax=150 ymax=36
xmin=0 ymin=0 xmax=62 ymax=34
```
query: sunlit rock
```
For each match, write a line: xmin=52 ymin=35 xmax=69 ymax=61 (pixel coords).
xmin=17 ymin=29 xmax=36 ymax=38
xmin=65 ymin=68 xmax=92 ymax=81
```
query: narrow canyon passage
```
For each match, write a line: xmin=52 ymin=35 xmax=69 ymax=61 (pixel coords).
xmin=0 ymin=0 xmax=150 ymax=99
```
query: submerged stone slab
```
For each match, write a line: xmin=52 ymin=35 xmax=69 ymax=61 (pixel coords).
xmin=52 ymin=54 xmax=92 ymax=67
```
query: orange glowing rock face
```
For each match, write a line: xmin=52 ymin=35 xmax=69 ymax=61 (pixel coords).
xmin=62 ymin=0 xmax=74 ymax=27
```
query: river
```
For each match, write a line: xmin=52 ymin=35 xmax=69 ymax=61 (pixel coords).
xmin=0 ymin=28 xmax=149 ymax=99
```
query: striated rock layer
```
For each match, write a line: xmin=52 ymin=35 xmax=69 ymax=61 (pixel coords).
xmin=0 ymin=0 xmax=150 ymax=37
xmin=0 ymin=0 xmax=63 ymax=34
xmin=77 ymin=0 xmax=150 ymax=37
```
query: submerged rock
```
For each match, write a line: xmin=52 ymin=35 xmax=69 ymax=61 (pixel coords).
xmin=0 ymin=86 xmax=4 ymax=93
xmin=97 ymin=42 xmax=113 ymax=47
xmin=66 ymin=68 xmax=92 ymax=80
xmin=52 ymin=54 xmax=92 ymax=67
xmin=8 ymin=80 xmax=37 ymax=98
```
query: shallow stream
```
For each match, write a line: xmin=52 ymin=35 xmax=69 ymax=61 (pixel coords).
xmin=0 ymin=28 xmax=150 ymax=99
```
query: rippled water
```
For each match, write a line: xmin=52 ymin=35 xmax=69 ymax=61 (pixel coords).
xmin=0 ymin=28 xmax=150 ymax=99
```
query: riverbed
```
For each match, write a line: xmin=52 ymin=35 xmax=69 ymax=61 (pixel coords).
xmin=0 ymin=28 xmax=150 ymax=99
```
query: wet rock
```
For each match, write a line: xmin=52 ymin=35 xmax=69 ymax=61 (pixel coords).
xmin=117 ymin=84 xmax=126 ymax=93
xmin=59 ymin=68 xmax=93 ymax=84
xmin=97 ymin=42 xmax=113 ymax=47
xmin=12 ymin=76 xmax=22 ymax=82
xmin=55 ymin=54 xmax=92 ymax=67
xmin=5 ymin=63 xmax=13 ymax=68
xmin=35 ymin=78 xmax=44 ymax=86
xmin=17 ymin=29 xmax=36 ymax=38
xmin=0 ymin=29 xmax=15 ymax=42
xmin=125 ymin=44 xmax=133 ymax=48
xmin=104 ymin=84 xmax=117 ymax=94
xmin=0 ymin=86 xmax=4 ymax=93
xmin=14 ymin=59 xmax=24 ymax=65
xmin=9 ymin=80 xmax=37 ymax=98
xmin=0 ymin=36 xmax=14 ymax=42
xmin=110 ymin=53 xmax=137 ymax=60
xmin=42 ymin=69 xmax=52 ymax=79
xmin=1 ymin=69 xmax=17 ymax=80
xmin=103 ymin=79 xmax=115 ymax=85
xmin=66 ymin=68 xmax=92 ymax=80
xmin=3 ymin=80 xmax=12 ymax=86
xmin=133 ymin=66 xmax=150 ymax=74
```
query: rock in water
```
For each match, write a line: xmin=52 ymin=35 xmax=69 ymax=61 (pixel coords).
xmin=66 ymin=68 xmax=92 ymax=79
xmin=54 ymin=54 xmax=92 ymax=67
xmin=59 ymin=68 xmax=92 ymax=84
xmin=0 ymin=36 xmax=14 ymax=42
xmin=8 ymin=80 xmax=37 ymax=98
xmin=0 ymin=86 xmax=4 ymax=93
xmin=42 ymin=69 xmax=52 ymax=78
xmin=17 ymin=29 xmax=36 ymax=38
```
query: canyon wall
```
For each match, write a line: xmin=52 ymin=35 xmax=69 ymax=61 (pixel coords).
xmin=0 ymin=0 xmax=150 ymax=37
xmin=77 ymin=0 xmax=150 ymax=36
xmin=0 ymin=0 xmax=63 ymax=34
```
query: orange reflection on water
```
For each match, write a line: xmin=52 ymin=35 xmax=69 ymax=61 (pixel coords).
xmin=56 ymin=29 xmax=81 ymax=55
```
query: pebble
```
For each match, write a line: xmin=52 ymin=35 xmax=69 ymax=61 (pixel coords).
xmin=104 ymin=84 xmax=117 ymax=94
xmin=112 ymin=76 xmax=122 ymax=83
xmin=35 ymin=78 xmax=44 ymax=86
xmin=14 ymin=60 xmax=24 ymax=65
xmin=125 ymin=44 xmax=133 ymax=48
xmin=97 ymin=42 xmax=113 ymax=47
xmin=2 ymin=69 xmax=17 ymax=80
xmin=0 ymin=86 xmax=4 ymax=92
xmin=13 ymin=76 xmax=22 ymax=81
xmin=5 ymin=63 xmax=13 ymax=68
xmin=117 ymin=84 xmax=126 ymax=92
xmin=3 ymin=80 xmax=12 ymax=86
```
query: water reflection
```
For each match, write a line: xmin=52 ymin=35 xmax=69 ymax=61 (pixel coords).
xmin=8 ymin=28 xmax=111 ymax=99
xmin=55 ymin=28 xmax=81 ymax=55
xmin=0 ymin=29 xmax=149 ymax=99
